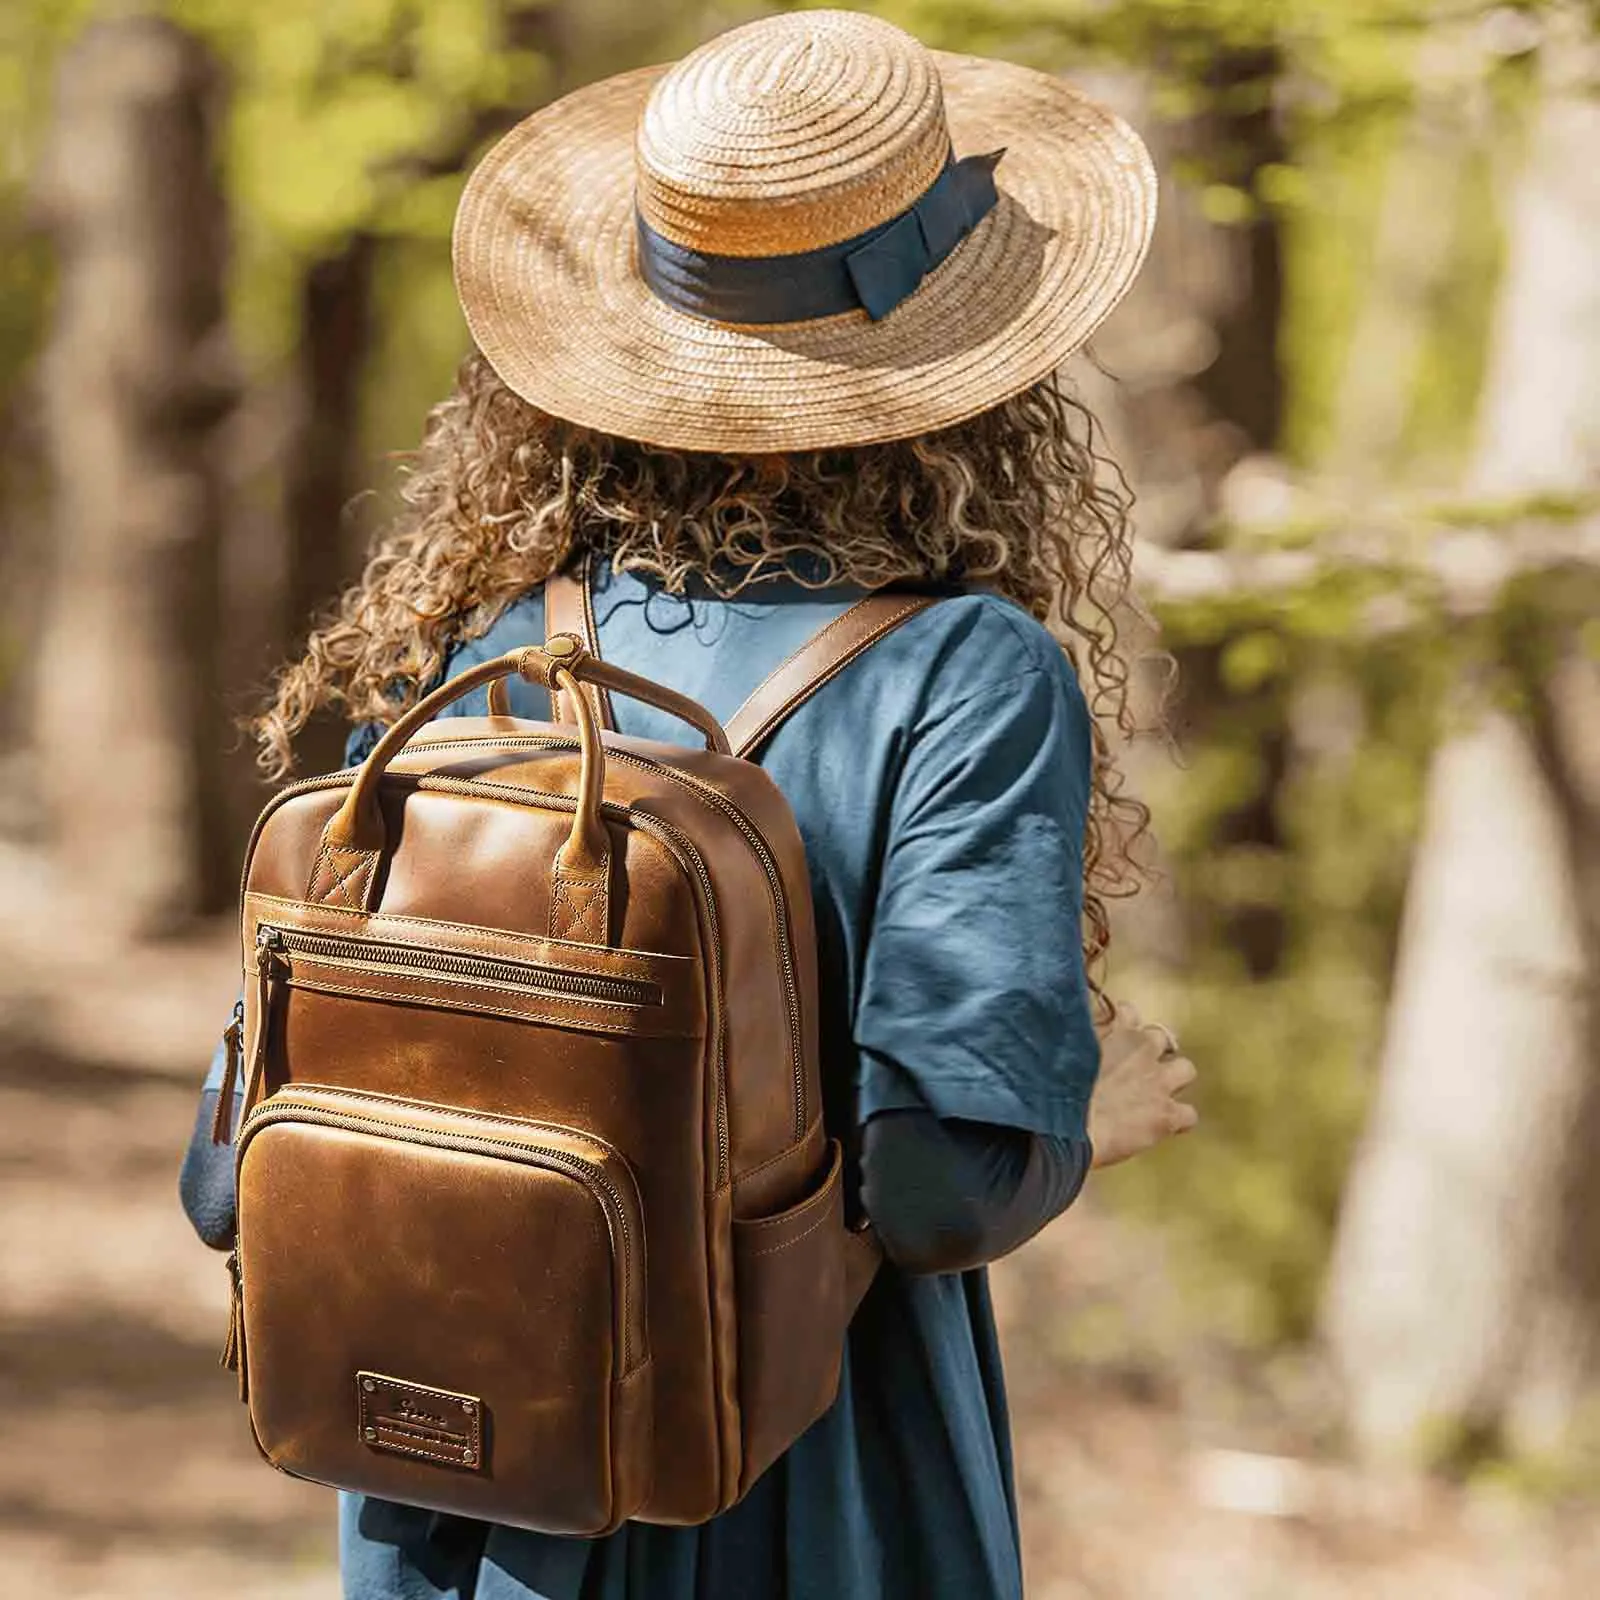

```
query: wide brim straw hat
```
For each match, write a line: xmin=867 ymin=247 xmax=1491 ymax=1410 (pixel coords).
xmin=453 ymin=9 xmax=1156 ymax=454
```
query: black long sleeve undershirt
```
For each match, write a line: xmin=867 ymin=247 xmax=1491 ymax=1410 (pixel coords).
xmin=859 ymin=1108 xmax=1091 ymax=1277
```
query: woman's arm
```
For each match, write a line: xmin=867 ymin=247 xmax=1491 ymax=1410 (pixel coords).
xmin=860 ymin=1109 xmax=1088 ymax=1276
xmin=860 ymin=1014 xmax=1197 ymax=1276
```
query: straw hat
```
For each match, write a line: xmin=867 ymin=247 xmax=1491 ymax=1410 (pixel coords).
xmin=452 ymin=9 xmax=1156 ymax=454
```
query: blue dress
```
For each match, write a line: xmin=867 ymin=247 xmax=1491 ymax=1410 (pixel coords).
xmin=199 ymin=562 xmax=1100 ymax=1600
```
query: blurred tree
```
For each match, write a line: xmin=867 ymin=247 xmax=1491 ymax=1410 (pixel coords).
xmin=1324 ymin=4 xmax=1600 ymax=1466
xmin=30 ymin=13 xmax=238 ymax=930
xmin=170 ymin=0 xmax=716 ymax=775
xmin=6 ymin=1 xmax=736 ymax=850
xmin=174 ymin=0 xmax=569 ymax=775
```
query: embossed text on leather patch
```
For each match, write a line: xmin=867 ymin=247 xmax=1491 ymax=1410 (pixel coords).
xmin=358 ymin=1371 xmax=483 ymax=1470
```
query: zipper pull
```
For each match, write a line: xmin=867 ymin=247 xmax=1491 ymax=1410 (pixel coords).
xmin=239 ymin=927 xmax=284 ymax=1125
xmin=209 ymin=999 xmax=246 ymax=1145
xmin=221 ymin=1251 xmax=248 ymax=1403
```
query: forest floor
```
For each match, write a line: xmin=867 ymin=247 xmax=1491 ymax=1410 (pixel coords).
xmin=3 ymin=840 xmax=1598 ymax=1599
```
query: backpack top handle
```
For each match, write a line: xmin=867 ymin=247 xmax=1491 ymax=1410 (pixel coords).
xmin=310 ymin=635 xmax=729 ymax=932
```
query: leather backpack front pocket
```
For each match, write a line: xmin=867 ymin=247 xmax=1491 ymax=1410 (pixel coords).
xmin=234 ymin=1085 xmax=652 ymax=1535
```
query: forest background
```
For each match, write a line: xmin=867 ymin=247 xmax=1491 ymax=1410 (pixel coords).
xmin=2 ymin=1 xmax=1598 ymax=1595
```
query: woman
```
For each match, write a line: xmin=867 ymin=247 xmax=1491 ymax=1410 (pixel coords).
xmin=183 ymin=10 xmax=1196 ymax=1598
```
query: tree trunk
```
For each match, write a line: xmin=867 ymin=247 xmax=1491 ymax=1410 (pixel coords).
xmin=277 ymin=232 xmax=378 ymax=777
xmin=1503 ymin=642 xmax=1600 ymax=1453
xmin=1190 ymin=46 xmax=1286 ymax=460
xmin=30 ymin=15 xmax=236 ymax=934
xmin=1323 ymin=9 xmax=1600 ymax=1462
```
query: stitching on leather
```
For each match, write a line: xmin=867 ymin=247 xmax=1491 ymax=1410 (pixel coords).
xmin=550 ymin=875 xmax=606 ymax=944
xmin=740 ymin=600 xmax=875 ymax=696
xmin=578 ymin=562 xmax=601 ymax=650
xmin=305 ymin=842 xmax=333 ymax=901
xmin=550 ymin=870 xmax=607 ymax=944
xmin=341 ymin=857 xmax=374 ymax=908
xmin=359 ymin=1431 xmax=479 ymax=1467
xmin=323 ymin=853 xmax=372 ymax=909
xmin=749 ymin=598 xmax=923 ymax=713
xmin=290 ymin=1083 xmax=642 ymax=1175
xmin=359 ymin=1380 xmax=481 ymax=1450
xmin=308 ymin=846 xmax=372 ymax=909
xmin=577 ymin=561 xmax=617 ymax=730
xmin=272 ymin=975 xmax=686 ymax=1035
xmin=284 ymin=957 xmax=657 ymax=1012
xmin=723 ymin=605 xmax=873 ymax=739
xmin=731 ymin=1121 xmax=826 ymax=1183
xmin=738 ymin=1162 xmax=841 ymax=1237
xmin=244 ymin=893 xmax=677 ymax=974
xmin=743 ymin=1203 xmax=839 ymax=1258
xmin=746 ymin=599 xmax=928 ymax=743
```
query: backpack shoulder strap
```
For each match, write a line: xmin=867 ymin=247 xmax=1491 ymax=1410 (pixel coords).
xmin=724 ymin=591 xmax=939 ymax=759
xmin=544 ymin=559 xmax=616 ymax=730
xmin=542 ymin=561 xmax=939 ymax=758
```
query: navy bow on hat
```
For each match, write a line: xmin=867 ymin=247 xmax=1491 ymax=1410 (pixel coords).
xmin=636 ymin=148 xmax=1007 ymax=327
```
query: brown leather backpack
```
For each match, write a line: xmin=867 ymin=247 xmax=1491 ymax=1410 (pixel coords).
xmin=215 ymin=575 xmax=935 ymax=1533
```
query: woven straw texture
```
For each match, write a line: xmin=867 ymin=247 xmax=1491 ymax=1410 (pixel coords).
xmin=453 ymin=10 xmax=1157 ymax=454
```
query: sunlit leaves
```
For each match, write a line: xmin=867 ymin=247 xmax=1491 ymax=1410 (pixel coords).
xmin=170 ymin=0 xmax=553 ymax=253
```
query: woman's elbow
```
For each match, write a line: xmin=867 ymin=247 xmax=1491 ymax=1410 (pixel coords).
xmin=867 ymin=1188 xmax=994 ymax=1276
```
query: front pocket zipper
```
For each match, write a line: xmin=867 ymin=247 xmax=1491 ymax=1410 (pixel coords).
xmin=238 ymin=1087 xmax=647 ymax=1374
xmin=235 ymin=925 xmax=663 ymax=1134
xmin=240 ymin=770 xmax=731 ymax=1186
xmin=417 ymin=734 xmax=806 ymax=1140
xmin=254 ymin=924 xmax=661 ymax=1009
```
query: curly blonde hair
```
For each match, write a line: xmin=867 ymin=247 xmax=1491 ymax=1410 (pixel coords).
xmin=255 ymin=353 xmax=1150 ymax=1006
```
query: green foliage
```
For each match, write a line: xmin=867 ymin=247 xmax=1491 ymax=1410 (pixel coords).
xmin=167 ymin=0 xmax=556 ymax=362
xmin=174 ymin=0 xmax=548 ymax=253
xmin=1278 ymin=102 xmax=1407 ymax=466
xmin=0 ymin=0 xmax=555 ymax=435
xmin=873 ymin=0 xmax=1493 ymax=110
xmin=1101 ymin=555 xmax=1599 ymax=1346
xmin=0 ymin=0 xmax=100 ymax=423
xmin=1398 ymin=137 xmax=1504 ymax=472
xmin=1102 ymin=611 xmax=1441 ymax=1344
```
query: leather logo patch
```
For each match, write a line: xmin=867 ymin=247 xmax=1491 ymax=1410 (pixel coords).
xmin=358 ymin=1372 xmax=483 ymax=1470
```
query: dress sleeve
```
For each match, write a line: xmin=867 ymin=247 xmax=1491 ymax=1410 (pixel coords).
xmin=179 ymin=1032 xmax=241 ymax=1250
xmin=854 ymin=659 xmax=1100 ymax=1141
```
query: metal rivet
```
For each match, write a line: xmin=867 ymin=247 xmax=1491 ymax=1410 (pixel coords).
xmin=362 ymin=1378 xmax=375 ymax=1392
xmin=364 ymin=1427 xmax=377 ymax=1442
xmin=461 ymin=1399 xmax=475 ymax=1414
xmin=462 ymin=1449 xmax=475 ymax=1464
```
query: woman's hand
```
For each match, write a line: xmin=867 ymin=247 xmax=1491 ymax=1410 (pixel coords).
xmin=1087 ymin=1003 xmax=1199 ymax=1169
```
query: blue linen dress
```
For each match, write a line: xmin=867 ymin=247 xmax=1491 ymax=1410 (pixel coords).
xmin=201 ymin=560 xmax=1101 ymax=1600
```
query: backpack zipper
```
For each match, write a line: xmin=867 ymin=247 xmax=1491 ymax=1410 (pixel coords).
xmin=209 ymin=998 xmax=247 ymax=1144
xmin=238 ymin=1093 xmax=646 ymax=1373
xmin=418 ymin=733 xmax=807 ymax=1141
xmin=240 ymin=772 xmax=730 ymax=1187
xmin=250 ymin=924 xmax=661 ymax=1009
xmin=221 ymin=1250 xmax=247 ymax=1400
